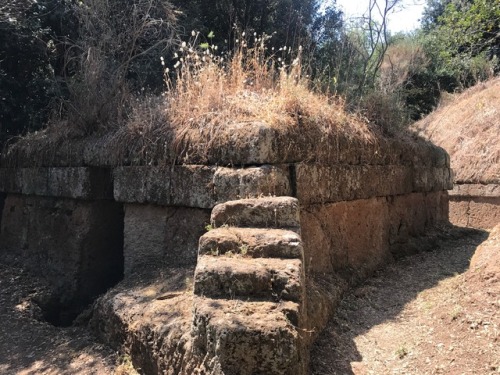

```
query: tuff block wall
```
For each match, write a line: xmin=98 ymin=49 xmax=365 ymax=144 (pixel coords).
xmin=0 ymin=128 xmax=453 ymax=373
xmin=449 ymin=184 xmax=500 ymax=230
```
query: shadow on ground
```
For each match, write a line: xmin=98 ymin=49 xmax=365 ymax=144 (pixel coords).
xmin=310 ymin=226 xmax=489 ymax=375
xmin=0 ymin=262 xmax=117 ymax=375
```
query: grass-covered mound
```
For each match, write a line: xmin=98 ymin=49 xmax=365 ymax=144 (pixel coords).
xmin=2 ymin=37 xmax=442 ymax=168
xmin=412 ymin=77 xmax=500 ymax=184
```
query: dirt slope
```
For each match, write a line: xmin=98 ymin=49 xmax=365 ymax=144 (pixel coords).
xmin=412 ymin=78 xmax=500 ymax=184
xmin=311 ymin=226 xmax=499 ymax=375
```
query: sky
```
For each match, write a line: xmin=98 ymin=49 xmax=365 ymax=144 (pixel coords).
xmin=333 ymin=0 xmax=427 ymax=33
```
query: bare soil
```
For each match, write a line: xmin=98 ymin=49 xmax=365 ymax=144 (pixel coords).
xmin=0 ymin=262 xmax=119 ymax=375
xmin=311 ymin=226 xmax=499 ymax=375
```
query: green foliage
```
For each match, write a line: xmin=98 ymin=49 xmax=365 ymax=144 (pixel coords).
xmin=170 ymin=0 xmax=319 ymax=49
xmin=421 ymin=0 xmax=451 ymax=30
xmin=421 ymin=0 xmax=499 ymax=88
xmin=0 ymin=0 xmax=75 ymax=145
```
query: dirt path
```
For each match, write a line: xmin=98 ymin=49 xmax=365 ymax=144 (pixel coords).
xmin=0 ymin=263 xmax=119 ymax=375
xmin=311 ymin=227 xmax=499 ymax=375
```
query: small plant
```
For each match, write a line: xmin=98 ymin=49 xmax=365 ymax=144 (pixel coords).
xmin=239 ymin=244 xmax=249 ymax=256
xmin=209 ymin=247 xmax=219 ymax=256
xmin=205 ymin=224 xmax=214 ymax=232
xmin=450 ymin=305 xmax=463 ymax=321
xmin=185 ymin=277 xmax=193 ymax=291
xmin=395 ymin=345 xmax=409 ymax=359
xmin=115 ymin=353 xmax=139 ymax=375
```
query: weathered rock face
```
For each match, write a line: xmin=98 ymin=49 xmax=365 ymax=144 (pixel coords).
xmin=114 ymin=165 xmax=292 ymax=209
xmin=210 ymin=196 xmax=301 ymax=230
xmin=0 ymin=167 xmax=114 ymax=199
xmin=0 ymin=194 xmax=123 ymax=325
xmin=123 ymin=204 xmax=210 ymax=275
xmin=301 ymin=192 xmax=448 ymax=276
xmin=449 ymin=184 xmax=500 ymax=229
xmin=191 ymin=197 xmax=307 ymax=375
xmin=198 ymin=227 xmax=303 ymax=259
xmin=0 ymin=193 xmax=4 ymax=229
xmin=89 ymin=268 xmax=198 ymax=375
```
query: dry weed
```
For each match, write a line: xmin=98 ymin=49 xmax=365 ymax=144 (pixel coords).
xmin=107 ymin=31 xmax=373 ymax=165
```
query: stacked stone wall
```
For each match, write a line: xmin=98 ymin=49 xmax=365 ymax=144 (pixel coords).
xmin=0 ymin=168 xmax=123 ymax=325
xmin=449 ymin=184 xmax=500 ymax=229
xmin=0 ymin=132 xmax=453 ymax=372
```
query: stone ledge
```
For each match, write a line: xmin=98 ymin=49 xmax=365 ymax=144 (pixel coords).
xmin=296 ymin=164 xmax=453 ymax=204
xmin=194 ymin=256 xmax=303 ymax=302
xmin=199 ymin=227 xmax=303 ymax=258
xmin=211 ymin=197 xmax=301 ymax=229
xmin=449 ymin=183 xmax=500 ymax=198
xmin=0 ymin=167 xmax=113 ymax=200
xmin=113 ymin=164 xmax=292 ymax=209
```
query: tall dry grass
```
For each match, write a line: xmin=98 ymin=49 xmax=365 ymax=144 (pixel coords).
xmin=110 ymin=31 xmax=369 ymax=164
xmin=4 ymin=30 xmax=375 ymax=166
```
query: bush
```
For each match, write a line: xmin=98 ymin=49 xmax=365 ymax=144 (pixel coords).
xmin=58 ymin=0 xmax=178 ymax=135
xmin=359 ymin=91 xmax=410 ymax=135
xmin=0 ymin=0 xmax=73 ymax=145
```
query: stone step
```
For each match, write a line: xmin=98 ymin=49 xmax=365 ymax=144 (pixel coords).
xmin=199 ymin=227 xmax=303 ymax=259
xmin=210 ymin=196 xmax=300 ymax=230
xmin=194 ymin=255 xmax=303 ymax=302
xmin=192 ymin=296 xmax=302 ymax=374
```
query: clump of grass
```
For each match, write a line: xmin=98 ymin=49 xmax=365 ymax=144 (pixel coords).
xmin=166 ymin=31 xmax=350 ymax=137
xmin=109 ymin=30 xmax=372 ymax=165
xmin=395 ymin=344 xmax=409 ymax=359
xmin=4 ymin=30 xmax=375 ymax=166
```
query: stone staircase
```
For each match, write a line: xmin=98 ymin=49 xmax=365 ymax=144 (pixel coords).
xmin=191 ymin=197 xmax=307 ymax=375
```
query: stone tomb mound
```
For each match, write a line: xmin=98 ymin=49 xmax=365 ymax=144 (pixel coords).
xmin=0 ymin=119 xmax=452 ymax=373
xmin=412 ymin=77 xmax=500 ymax=229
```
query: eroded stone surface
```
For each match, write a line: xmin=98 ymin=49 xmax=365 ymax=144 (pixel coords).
xmin=114 ymin=165 xmax=291 ymax=208
xmin=211 ymin=197 xmax=301 ymax=230
xmin=213 ymin=165 xmax=291 ymax=203
xmin=199 ymin=227 xmax=303 ymax=258
xmin=450 ymin=184 xmax=500 ymax=198
xmin=124 ymin=204 xmax=210 ymax=275
xmin=450 ymin=197 xmax=500 ymax=230
xmin=192 ymin=296 xmax=303 ymax=375
xmin=0 ymin=195 xmax=123 ymax=324
xmin=301 ymin=191 xmax=449 ymax=276
xmin=191 ymin=196 xmax=308 ymax=374
xmin=0 ymin=168 xmax=113 ymax=199
xmin=90 ymin=268 xmax=200 ymax=375
xmin=300 ymin=197 xmax=391 ymax=276
xmin=0 ymin=193 xmax=4 ymax=230
xmin=194 ymin=256 xmax=303 ymax=302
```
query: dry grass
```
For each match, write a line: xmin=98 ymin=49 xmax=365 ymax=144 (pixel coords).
xmin=3 ymin=32 xmax=380 ymax=166
xmin=106 ymin=32 xmax=375 ymax=165
xmin=166 ymin=34 xmax=348 ymax=131
xmin=412 ymin=76 xmax=500 ymax=183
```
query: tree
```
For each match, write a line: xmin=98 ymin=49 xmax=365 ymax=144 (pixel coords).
xmin=420 ymin=0 xmax=451 ymax=30
xmin=0 ymin=0 xmax=75 ymax=145
xmin=421 ymin=0 xmax=499 ymax=89
xmin=51 ymin=0 xmax=178 ymax=134
xmin=170 ymin=0 xmax=319 ymax=49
